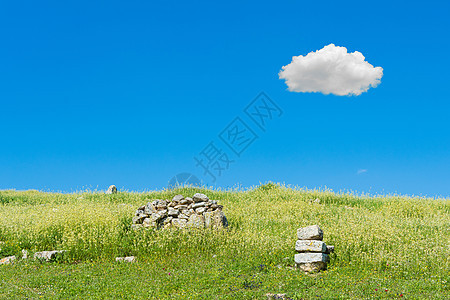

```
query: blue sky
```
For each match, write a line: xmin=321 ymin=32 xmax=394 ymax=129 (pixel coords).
xmin=1 ymin=0 xmax=449 ymax=197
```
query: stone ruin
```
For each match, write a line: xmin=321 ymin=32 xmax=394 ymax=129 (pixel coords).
xmin=294 ymin=225 xmax=334 ymax=272
xmin=131 ymin=193 xmax=228 ymax=230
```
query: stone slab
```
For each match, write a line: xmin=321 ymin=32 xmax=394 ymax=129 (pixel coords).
xmin=294 ymin=253 xmax=329 ymax=264
xmin=295 ymin=240 xmax=327 ymax=253
xmin=297 ymin=225 xmax=323 ymax=240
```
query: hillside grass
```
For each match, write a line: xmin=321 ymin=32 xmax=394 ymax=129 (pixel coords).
xmin=0 ymin=184 xmax=449 ymax=299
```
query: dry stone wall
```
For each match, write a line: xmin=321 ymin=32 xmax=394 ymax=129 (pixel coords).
xmin=131 ymin=193 xmax=228 ymax=230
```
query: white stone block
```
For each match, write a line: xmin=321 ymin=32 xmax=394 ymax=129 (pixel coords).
xmin=295 ymin=240 xmax=327 ymax=253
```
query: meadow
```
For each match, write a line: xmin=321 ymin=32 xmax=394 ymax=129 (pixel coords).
xmin=0 ymin=184 xmax=448 ymax=299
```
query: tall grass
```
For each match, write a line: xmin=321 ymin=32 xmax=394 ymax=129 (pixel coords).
xmin=0 ymin=185 xmax=448 ymax=298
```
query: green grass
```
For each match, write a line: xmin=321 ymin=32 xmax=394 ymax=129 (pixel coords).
xmin=0 ymin=184 xmax=449 ymax=299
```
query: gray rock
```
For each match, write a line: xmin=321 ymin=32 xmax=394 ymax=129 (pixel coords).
xmin=150 ymin=213 xmax=163 ymax=222
xmin=325 ymin=245 xmax=335 ymax=254
xmin=34 ymin=250 xmax=67 ymax=262
xmin=297 ymin=225 xmax=323 ymax=240
xmin=142 ymin=218 xmax=156 ymax=228
xmin=168 ymin=207 xmax=179 ymax=216
xmin=163 ymin=216 xmax=173 ymax=224
xmin=174 ymin=204 xmax=188 ymax=210
xmin=172 ymin=218 xmax=187 ymax=228
xmin=210 ymin=200 xmax=217 ymax=205
xmin=193 ymin=193 xmax=209 ymax=202
xmin=144 ymin=203 xmax=156 ymax=215
xmin=116 ymin=256 xmax=135 ymax=263
xmin=192 ymin=202 xmax=207 ymax=209
xmin=0 ymin=255 xmax=16 ymax=265
xmin=152 ymin=200 xmax=160 ymax=206
xmin=265 ymin=293 xmax=288 ymax=300
xmin=195 ymin=207 xmax=206 ymax=214
xmin=185 ymin=197 xmax=194 ymax=203
xmin=187 ymin=214 xmax=205 ymax=228
xmin=295 ymin=240 xmax=327 ymax=253
xmin=22 ymin=249 xmax=28 ymax=259
xmin=172 ymin=195 xmax=184 ymax=202
xmin=156 ymin=200 xmax=167 ymax=209
xmin=297 ymin=262 xmax=327 ymax=272
xmin=132 ymin=214 xmax=147 ymax=224
xmin=211 ymin=204 xmax=223 ymax=210
xmin=203 ymin=211 xmax=213 ymax=228
xmin=211 ymin=209 xmax=228 ymax=228
xmin=294 ymin=253 xmax=329 ymax=264
xmin=158 ymin=209 xmax=168 ymax=217
xmin=106 ymin=185 xmax=117 ymax=194
xmin=178 ymin=213 xmax=189 ymax=220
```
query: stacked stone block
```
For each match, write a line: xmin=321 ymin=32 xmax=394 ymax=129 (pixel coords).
xmin=294 ymin=225 xmax=334 ymax=272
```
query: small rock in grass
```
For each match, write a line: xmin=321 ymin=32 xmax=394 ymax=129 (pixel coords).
xmin=116 ymin=256 xmax=135 ymax=263
xmin=22 ymin=249 xmax=28 ymax=259
xmin=265 ymin=293 xmax=288 ymax=300
xmin=325 ymin=245 xmax=335 ymax=254
xmin=0 ymin=256 xmax=16 ymax=265
xmin=297 ymin=225 xmax=323 ymax=240
xmin=34 ymin=250 xmax=66 ymax=262
xmin=106 ymin=185 xmax=117 ymax=194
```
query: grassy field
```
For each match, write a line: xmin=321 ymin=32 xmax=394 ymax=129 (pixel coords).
xmin=0 ymin=184 xmax=449 ymax=299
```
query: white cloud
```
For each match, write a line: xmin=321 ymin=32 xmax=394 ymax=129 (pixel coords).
xmin=279 ymin=44 xmax=383 ymax=96
xmin=357 ymin=169 xmax=368 ymax=175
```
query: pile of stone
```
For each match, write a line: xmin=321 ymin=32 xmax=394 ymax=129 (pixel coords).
xmin=34 ymin=250 xmax=66 ymax=262
xmin=131 ymin=193 xmax=228 ymax=230
xmin=294 ymin=225 xmax=334 ymax=272
xmin=0 ymin=250 xmax=66 ymax=265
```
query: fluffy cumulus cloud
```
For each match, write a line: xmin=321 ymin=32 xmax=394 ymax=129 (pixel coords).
xmin=279 ymin=44 xmax=383 ymax=96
